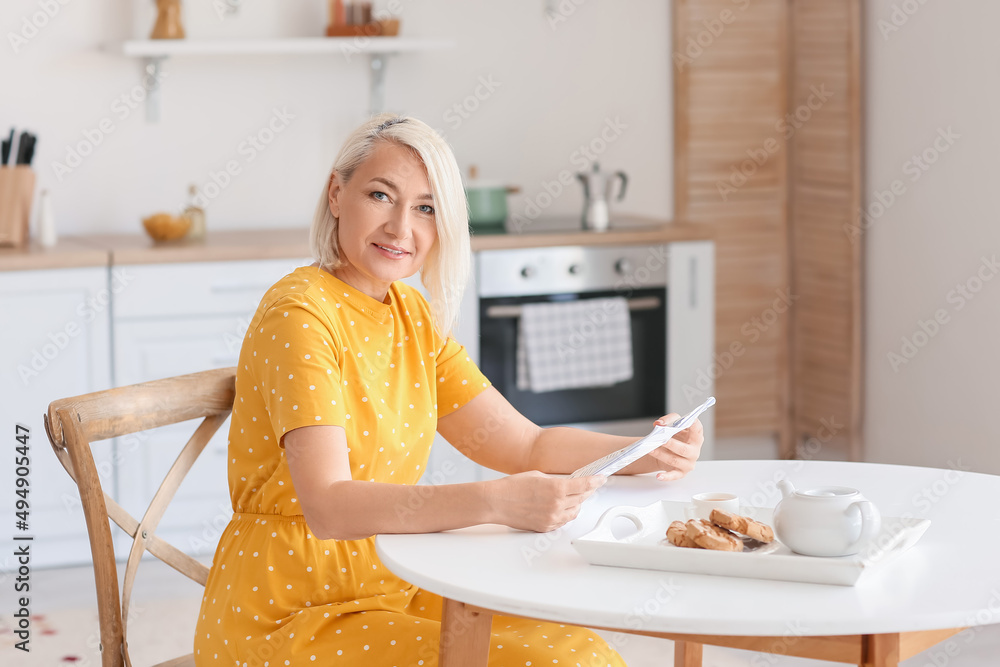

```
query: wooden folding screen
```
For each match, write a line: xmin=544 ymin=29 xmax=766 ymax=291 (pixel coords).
xmin=787 ymin=0 xmax=863 ymax=460
xmin=673 ymin=0 xmax=793 ymax=453
xmin=673 ymin=0 xmax=863 ymax=458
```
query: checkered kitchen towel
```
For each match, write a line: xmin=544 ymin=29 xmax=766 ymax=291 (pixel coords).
xmin=516 ymin=297 xmax=634 ymax=393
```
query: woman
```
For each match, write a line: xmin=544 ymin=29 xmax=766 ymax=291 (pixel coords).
xmin=194 ymin=114 xmax=704 ymax=666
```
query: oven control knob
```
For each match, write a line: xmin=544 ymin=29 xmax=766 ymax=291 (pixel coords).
xmin=520 ymin=266 xmax=536 ymax=279
xmin=614 ymin=258 xmax=633 ymax=276
xmin=568 ymin=263 xmax=583 ymax=275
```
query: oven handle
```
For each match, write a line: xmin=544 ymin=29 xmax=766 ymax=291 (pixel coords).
xmin=484 ymin=295 xmax=662 ymax=320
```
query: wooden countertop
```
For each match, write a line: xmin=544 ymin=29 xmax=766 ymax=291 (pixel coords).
xmin=470 ymin=217 xmax=711 ymax=251
xmin=0 ymin=237 xmax=109 ymax=272
xmin=85 ymin=228 xmax=314 ymax=265
xmin=0 ymin=217 xmax=711 ymax=271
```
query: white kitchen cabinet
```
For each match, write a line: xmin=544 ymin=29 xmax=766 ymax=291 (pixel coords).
xmin=0 ymin=267 xmax=113 ymax=569
xmin=112 ymin=258 xmax=308 ymax=557
xmin=666 ymin=241 xmax=716 ymax=459
xmin=112 ymin=259 xmax=304 ymax=320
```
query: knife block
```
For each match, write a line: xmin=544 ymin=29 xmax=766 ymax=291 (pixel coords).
xmin=0 ymin=166 xmax=36 ymax=248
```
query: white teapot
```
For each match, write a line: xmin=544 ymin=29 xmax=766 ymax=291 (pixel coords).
xmin=773 ymin=480 xmax=881 ymax=557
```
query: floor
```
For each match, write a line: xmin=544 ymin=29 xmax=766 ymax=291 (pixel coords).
xmin=5 ymin=558 xmax=1000 ymax=666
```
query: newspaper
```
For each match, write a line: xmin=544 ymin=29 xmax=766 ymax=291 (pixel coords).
xmin=569 ymin=397 xmax=716 ymax=478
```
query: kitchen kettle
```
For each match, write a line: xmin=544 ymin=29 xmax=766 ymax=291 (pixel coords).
xmin=576 ymin=163 xmax=627 ymax=232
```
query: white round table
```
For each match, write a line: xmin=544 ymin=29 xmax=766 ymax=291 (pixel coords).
xmin=377 ymin=460 xmax=1000 ymax=666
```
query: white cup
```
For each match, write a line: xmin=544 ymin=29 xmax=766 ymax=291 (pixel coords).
xmin=685 ymin=492 xmax=740 ymax=520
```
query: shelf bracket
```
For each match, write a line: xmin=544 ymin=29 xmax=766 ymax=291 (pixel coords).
xmin=143 ymin=56 xmax=166 ymax=123
xmin=369 ymin=53 xmax=387 ymax=115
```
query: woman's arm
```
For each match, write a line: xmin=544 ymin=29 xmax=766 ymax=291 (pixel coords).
xmin=436 ymin=388 xmax=704 ymax=481
xmin=283 ymin=424 xmax=605 ymax=540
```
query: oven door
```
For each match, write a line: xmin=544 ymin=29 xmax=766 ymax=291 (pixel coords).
xmin=479 ymin=287 xmax=667 ymax=427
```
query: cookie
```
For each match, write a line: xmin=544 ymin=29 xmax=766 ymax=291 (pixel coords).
xmin=710 ymin=509 xmax=775 ymax=543
xmin=685 ymin=519 xmax=743 ymax=552
xmin=666 ymin=520 xmax=699 ymax=548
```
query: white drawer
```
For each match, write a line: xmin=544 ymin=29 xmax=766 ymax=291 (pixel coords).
xmin=113 ymin=258 xmax=309 ymax=319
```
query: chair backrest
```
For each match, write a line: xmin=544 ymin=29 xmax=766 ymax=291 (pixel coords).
xmin=45 ymin=367 xmax=236 ymax=667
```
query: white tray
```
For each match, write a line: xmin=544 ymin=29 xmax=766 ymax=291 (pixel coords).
xmin=571 ymin=501 xmax=930 ymax=586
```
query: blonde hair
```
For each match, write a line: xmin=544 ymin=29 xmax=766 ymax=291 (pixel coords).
xmin=310 ymin=114 xmax=470 ymax=337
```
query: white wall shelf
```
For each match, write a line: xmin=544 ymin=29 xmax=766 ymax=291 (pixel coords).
xmin=119 ymin=37 xmax=454 ymax=57
xmin=113 ymin=37 xmax=455 ymax=122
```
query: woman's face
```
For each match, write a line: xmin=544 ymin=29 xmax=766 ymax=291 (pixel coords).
xmin=327 ymin=141 xmax=438 ymax=301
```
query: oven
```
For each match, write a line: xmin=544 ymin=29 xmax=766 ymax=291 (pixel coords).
xmin=475 ymin=242 xmax=715 ymax=450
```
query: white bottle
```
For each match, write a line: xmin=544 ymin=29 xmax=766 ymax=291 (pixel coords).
xmin=37 ymin=189 xmax=57 ymax=248
xmin=184 ymin=184 xmax=206 ymax=241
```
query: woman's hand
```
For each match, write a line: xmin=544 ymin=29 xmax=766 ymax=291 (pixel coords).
xmin=488 ymin=471 xmax=606 ymax=532
xmin=647 ymin=414 xmax=705 ymax=482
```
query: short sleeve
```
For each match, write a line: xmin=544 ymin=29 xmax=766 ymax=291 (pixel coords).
xmin=251 ymin=296 xmax=346 ymax=443
xmin=435 ymin=337 xmax=491 ymax=417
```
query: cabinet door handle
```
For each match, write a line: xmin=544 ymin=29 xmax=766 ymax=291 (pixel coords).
xmin=485 ymin=296 xmax=661 ymax=319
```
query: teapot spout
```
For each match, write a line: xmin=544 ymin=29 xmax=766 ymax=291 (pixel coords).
xmin=777 ymin=479 xmax=795 ymax=498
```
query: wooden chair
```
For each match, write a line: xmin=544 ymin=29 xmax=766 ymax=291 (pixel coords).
xmin=44 ymin=367 xmax=236 ymax=667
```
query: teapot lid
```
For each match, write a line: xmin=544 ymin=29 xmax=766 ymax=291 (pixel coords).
xmin=797 ymin=486 xmax=859 ymax=498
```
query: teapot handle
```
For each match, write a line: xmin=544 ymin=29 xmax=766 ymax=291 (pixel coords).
xmin=576 ymin=172 xmax=591 ymax=200
xmin=614 ymin=171 xmax=628 ymax=201
xmin=847 ymin=500 xmax=881 ymax=551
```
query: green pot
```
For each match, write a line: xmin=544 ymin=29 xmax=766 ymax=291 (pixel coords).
xmin=466 ymin=184 xmax=513 ymax=230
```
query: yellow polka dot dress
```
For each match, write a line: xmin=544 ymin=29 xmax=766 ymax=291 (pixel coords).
xmin=194 ymin=265 xmax=624 ymax=666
